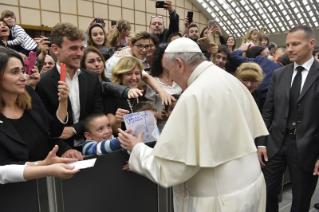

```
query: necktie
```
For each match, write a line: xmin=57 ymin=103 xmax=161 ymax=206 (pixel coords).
xmin=287 ymin=66 xmax=304 ymax=129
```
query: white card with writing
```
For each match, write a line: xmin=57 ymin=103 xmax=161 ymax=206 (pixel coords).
xmin=124 ymin=111 xmax=159 ymax=143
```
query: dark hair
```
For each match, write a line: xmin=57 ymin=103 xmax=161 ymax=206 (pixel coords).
xmin=87 ymin=24 xmax=109 ymax=48
xmin=313 ymin=47 xmax=319 ymax=56
xmin=82 ymin=113 xmax=107 ymax=133
xmin=167 ymin=32 xmax=182 ymax=42
xmin=51 ymin=23 xmax=84 ymax=48
xmin=134 ymin=101 xmax=157 ymax=112
xmin=200 ymin=26 xmax=208 ymax=38
xmin=0 ymin=49 xmax=31 ymax=114
xmin=289 ymin=25 xmax=315 ymax=40
xmin=151 ymin=43 xmax=168 ymax=77
xmin=277 ymin=53 xmax=292 ymax=67
xmin=246 ymin=46 xmax=265 ymax=58
xmin=164 ymin=94 xmax=180 ymax=111
xmin=226 ymin=36 xmax=236 ymax=52
xmin=260 ymin=35 xmax=269 ymax=46
xmin=218 ymin=45 xmax=231 ymax=59
xmin=150 ymin=34 xmax=159 ymax=48
xmin=81 ymin=46 xmax=109 ymax=82
xmin=187 ymin=24 xmax=199 ymax=34
xmin=267 ymin=42 xmax=277 ymax=50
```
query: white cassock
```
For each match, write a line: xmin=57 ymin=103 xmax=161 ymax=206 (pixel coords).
xmin=129 ymin=61 xmax=269 ymax=212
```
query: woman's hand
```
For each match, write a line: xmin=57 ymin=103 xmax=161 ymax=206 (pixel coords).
xmin=157 ymin=87 xmax=176 ymax=106
xmin=48 ymin=163 xmax=80 ymax=179
xmin=127 ymin=88 xmax=144 ymax=98
xmin=26 ymin=66 xmax=41 ymax=89
xmin=118 ymin=129 xmax=143 ymax=152
xmin=115 ymin=108 xmax=130 ymax=123
xmin=85 ymin=18 xmax=97 ymax=34
xmin=57 ymin=81 xmax=70 ymax=103
xmin=41 ymin=145 xmax=78 ymax=166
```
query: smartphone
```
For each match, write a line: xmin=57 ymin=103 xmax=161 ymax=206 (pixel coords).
xmin=44 ymin=36 xmax=51 ymax=47
xmin=60 ymin=63 xmax=66 ymax=82
xmin=208 ymin=20 xmax=217 ymax=29
xmin=187 ymin=11 xmax=193 ymax=23
xmin=155 ymin=1 xmax=166 ymax=8
xmin=197 ymin=37 xmax=211 ymax=52
xmin=111 ymin=20 xmax=117 ymax=26
xmin=24 ymin=51 xmax=37 ymax=75
xmin=96 ymin=19 xmax=102 ymax=23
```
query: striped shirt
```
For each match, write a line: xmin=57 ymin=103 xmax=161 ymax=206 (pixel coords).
xmin=82 ymin=138 xmax=122 ymax=156
xmin=7 ymin=24 xmax=37 ymax=51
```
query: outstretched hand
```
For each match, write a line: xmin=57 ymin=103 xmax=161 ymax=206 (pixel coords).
xmin=49 ymin=163 xmax=80 ymax=179
xmin=118 ymin=128 xmax=143 ymax=152
xmin=42 ymin=145 xmax=78 ymax=166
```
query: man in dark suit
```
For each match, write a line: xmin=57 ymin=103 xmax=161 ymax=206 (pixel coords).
xmin=256 ymin=25 xmax=319 ymax=212
xmin=36 ymin=23 xmax=103 ymax=160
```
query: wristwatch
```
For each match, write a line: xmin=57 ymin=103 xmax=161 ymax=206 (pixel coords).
xmin=72 ymin=127 xmax=77 ymax=135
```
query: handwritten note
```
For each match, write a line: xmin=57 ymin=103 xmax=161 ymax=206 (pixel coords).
xmin=124 ymin=111 xmax=159 ymax=143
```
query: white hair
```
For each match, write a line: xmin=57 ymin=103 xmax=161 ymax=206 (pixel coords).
xmin=165 ymin=52 xmax=207 ymax=67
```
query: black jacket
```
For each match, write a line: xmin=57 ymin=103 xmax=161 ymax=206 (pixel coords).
xmin=0 ymin=86 xmax=70 ymax=165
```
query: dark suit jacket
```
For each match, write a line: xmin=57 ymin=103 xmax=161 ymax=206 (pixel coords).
xmin=158 ymin=10 xmax=179 ymax=43
xmin=0 ymin=86 xmax=71 ymax=165
xmin=256 ymin=59 xmax=319 ymax=172
xmin=35 ymin=66 xmax=103 ymax=147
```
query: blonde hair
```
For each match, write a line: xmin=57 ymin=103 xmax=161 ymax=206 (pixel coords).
xmin=109 ymin=20 xmax=131 ymax=47
xmin=111 ymin=57 xmax=143 ymax=85
xmin=243 ymin=27 xmax=259 ymax=45
xmin=129 ymin=31 xmax=151 ymax=45
xmin=236 ymin=62 xmax=264 ymax=85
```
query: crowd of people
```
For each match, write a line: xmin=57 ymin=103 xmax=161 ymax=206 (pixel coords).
xmin=0 ymin=1 xmax=319 ymax=211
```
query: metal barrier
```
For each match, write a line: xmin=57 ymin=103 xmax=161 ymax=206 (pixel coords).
xmin=0 ymin=151 xmax=174 ymax=212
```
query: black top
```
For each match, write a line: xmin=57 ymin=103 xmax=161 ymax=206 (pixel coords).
xmin=105 ymin=95 xmax=148 ymax=131
xmin=8 ymin=112 xmax=51 ymax=161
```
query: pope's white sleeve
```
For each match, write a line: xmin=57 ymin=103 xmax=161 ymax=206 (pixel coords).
xmin=0 ymin=165 xmax=26 ymax=184
xmin=129 ymin=143 xmax=201 ymax=188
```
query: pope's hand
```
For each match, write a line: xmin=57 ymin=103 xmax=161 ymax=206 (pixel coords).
xmin=118 ymin=129 xmax=143 ymax=152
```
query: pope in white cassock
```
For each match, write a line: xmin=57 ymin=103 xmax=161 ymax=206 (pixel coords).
xmin=118 ymin=37 xmax=269 ymax=212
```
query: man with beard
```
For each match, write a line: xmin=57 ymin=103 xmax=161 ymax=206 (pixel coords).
xmin=149 ymin=0 xmax=179 ymax=43
xmin=210 ymin=45 xmax=230 ymax=70
xmin=186 ymin=24 xmax=200 ymax=42
xmin=36 ymin=23 xmax=103 ymax=158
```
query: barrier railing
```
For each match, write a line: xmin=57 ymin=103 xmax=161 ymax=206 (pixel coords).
xmin=0 ymin=151 xmax=173 ymax=212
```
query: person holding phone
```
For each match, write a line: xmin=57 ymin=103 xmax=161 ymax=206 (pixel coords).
xmin=0 ymin=48 xmax=74 ymax=166
xmin=150 ymin=1 xmax=179 ymax=43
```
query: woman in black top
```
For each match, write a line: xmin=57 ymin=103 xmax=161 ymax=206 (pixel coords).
xmin=105 ymin=57 xmax=147 ymax=135
xmin=0 ymin=49 xmax=71 ymax=165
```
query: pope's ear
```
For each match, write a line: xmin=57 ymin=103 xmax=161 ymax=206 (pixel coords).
xmin=175 ymin=58 xmax=184 ymax=73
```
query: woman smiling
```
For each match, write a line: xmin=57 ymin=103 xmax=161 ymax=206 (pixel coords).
xmin=105 ymin=57 xmax=148 ymax=134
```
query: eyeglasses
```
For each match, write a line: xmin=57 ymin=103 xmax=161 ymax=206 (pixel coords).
xmin=241 ymin=78 xmax=259 ymax=85
xmin=151 ymin=15 xmax=163 ymax=19
xmin=134 ymin=44 xmax=150 ymax=50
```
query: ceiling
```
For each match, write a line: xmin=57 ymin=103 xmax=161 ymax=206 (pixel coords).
xmin=190 ymin=0 xmax=319 ymax=39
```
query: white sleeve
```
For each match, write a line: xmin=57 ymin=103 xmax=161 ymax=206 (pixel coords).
xmin=0 ymin=165 xmax=26 ymax=184
xmin=142 ymin=70 xmax=148 ymax=77
xmin=129 ymin=143 xmax=201 ymax=188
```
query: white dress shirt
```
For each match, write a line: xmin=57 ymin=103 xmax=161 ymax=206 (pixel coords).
xmin=56 ymin=64 xmax=82 ymax=147
xmin=291 ymin=57 xmax=314 ymax=91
